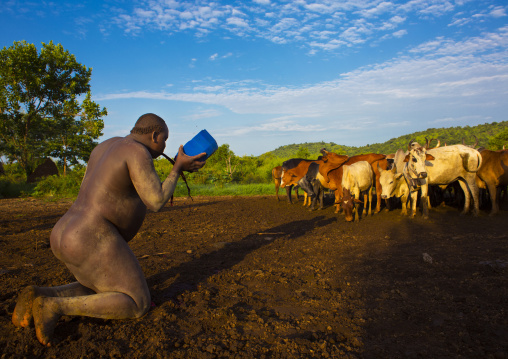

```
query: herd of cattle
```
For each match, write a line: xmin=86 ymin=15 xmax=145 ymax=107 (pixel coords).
xmin=272 ymin=138 xmax=508 ymax=222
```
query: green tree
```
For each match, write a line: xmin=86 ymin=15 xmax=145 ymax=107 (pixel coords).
xmin=488 ymin=128 xmax=508 ymax=150
xmin=205 ymin=144 xmax=238 ymax=183
xmin=49 ymin=92 xmax=107 ymax=175
xmin=0 ymin=40 xmax=106 ymax=179
xmin=295 ymin=146 xmax=310 ymax=159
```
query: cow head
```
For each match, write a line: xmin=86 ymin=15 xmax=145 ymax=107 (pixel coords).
xmin=340 ymin=187 xmax=362 ymax=222
xmin=280 ymin=168 xmax=293 ymax=188
xmin=403 ymin=140 xmax=435 ymax=181
xmin=378 ymin=163 xmax=403 ymax=199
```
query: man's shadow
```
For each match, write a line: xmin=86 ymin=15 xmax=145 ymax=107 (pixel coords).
xmin=148 ymin=216 xmax=335 ymax=303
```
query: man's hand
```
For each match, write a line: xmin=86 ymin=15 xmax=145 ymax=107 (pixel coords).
xmin=174 ymin=145 xmax=206 ymax=172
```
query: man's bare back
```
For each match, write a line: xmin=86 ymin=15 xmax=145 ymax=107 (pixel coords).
xmin=12 ymin=114 xmax=206 ymax=346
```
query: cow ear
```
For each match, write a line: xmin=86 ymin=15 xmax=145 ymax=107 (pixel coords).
xmin=426 ymin=154 xmax=435 ymax=161
xmin=403 ymin=154 xmax=410 ymax=162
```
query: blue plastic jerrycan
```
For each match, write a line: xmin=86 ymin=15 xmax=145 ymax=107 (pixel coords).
xmin=175 ymin=129 xmax=218 ymax=162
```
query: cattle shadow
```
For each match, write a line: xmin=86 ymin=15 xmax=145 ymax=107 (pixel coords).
xmin=352 ymin=210 xmax=508 ymax=358
xmin=148 ymin=216 xmax=335 ymax=303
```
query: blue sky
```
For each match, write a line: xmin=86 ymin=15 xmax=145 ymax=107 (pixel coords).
xmin=2 ymin=0 xmax=508 ymax=157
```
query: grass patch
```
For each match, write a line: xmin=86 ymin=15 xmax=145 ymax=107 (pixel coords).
xmin=0 ymin=176 xmax=275 ymax=200
xmin=173 ymin=182 xmax=275 ymax=197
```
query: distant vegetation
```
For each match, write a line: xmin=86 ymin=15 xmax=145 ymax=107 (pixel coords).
xmin=267 ymin=121 xmax=508 ymax=158
xmin=2 ymin=121 xmax=508 ymax=199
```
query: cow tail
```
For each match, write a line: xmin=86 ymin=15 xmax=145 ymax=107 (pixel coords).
xmin=461 ymin=151 xmax=482 ymax=173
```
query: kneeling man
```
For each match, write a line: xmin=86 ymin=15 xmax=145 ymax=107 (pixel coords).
xmin=12 ymin=113 xmax=205 ymax=346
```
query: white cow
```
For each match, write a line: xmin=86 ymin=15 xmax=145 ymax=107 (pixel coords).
xmin=403 ymin=142 xmax=482 ymax=218
xmin=340 ymin=161 xmax=375 ymax=222
xmin=378 ymin=150 xmax=411 ymax=215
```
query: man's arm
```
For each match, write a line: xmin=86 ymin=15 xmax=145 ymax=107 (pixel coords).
xmin=129 ymin=144 xmax=205 ymax=212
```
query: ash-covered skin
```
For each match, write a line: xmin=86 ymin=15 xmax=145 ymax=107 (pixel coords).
xmin=12 ymin=113 xmax=205 ymax=346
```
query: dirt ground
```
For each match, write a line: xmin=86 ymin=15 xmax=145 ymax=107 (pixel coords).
xmin=0 ymin=194 xmax=507 ymax=358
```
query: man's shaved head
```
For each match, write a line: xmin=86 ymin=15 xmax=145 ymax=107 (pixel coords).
xmin=130 ymin=113 xmax=167 ymax=135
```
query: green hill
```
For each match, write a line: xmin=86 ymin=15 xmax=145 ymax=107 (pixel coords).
xmin=263 ymin=121 xmax=508 ymax=158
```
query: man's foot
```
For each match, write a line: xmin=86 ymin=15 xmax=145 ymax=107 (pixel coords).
xmin=33 ymin=297 xmax=61 ymax=347
xmin=12 ymin=286 xmax=37 ymax=327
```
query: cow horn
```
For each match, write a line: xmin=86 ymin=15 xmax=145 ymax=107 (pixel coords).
xmin=473 ymin=135 xmax=478 ymax=148
xmin=408 ymin=139 xmax=416 ymax=151
xmin=427 ymin=138 xmax=440 ymax=149
xmin=320 ymin=148 xmax=328 ymax=155
xmin=462 ymin=137 xmax=465 ymax=145
xmin=425 ymin=137 xmax=429 ymax=149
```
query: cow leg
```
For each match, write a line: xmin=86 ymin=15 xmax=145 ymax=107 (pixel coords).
xmin=420 ymin=184 xmax=429 ymax=219
xmin=286 ymin=185 xmax=293 ymax=204
xmin=308 ymin=192 xmax=318 ymax=210
xmin=275 ymin=181 xmax=280 ymax=201
xmin=368 ymin=187 xmax=373 ymax=216
xmin=409 ymin=191 xmax=418 ymax=218
xmin=375 ymin=179 xmax=382 ymax=213
xmin=487 ymin=182 xmax=499 ymax=215
xmin=355 ymin=189 xmax=361 ymax=222
xmin=384 ymin=198 xmax=391 ymax=212
xmin=334 ymin=188 xmax=342 ymax=213
xmin=457 ymin=179 xmax=472 ymax=215
xmin=294 ymin=186 xmax=300 ymax=202
xmin=310 ymin=181 xmax=322 ymax=210
xmin=362 ymin=192 xmax=368 ymax=217
xmin=467 ymin=175 xmax=480 ymax=216
xmin=318 ymin=186 xmax=324 ymax=210
xmin=400 ymin=193 xmax=408 ymax=216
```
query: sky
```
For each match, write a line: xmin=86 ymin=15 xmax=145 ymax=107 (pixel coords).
xmin=1 ymin=0 xmax=508 ymax=157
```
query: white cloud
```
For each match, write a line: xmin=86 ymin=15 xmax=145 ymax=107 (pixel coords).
xmin=108 ymin=0 xmax=498 ymax=53
xmin=227 ymin=16 xmax=249 ymax=27
xmin=489 ymin=6 xmax=506 ymax=18
xmin=392 ymin=29 xmax=408 ymax=38
xmin=99 ymin=27 xmax=508 ymax=134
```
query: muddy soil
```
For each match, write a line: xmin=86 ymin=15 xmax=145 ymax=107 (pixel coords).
xmin=0 ymin=195 xmax=507 ymax=358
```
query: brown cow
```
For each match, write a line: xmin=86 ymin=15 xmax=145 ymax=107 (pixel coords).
xmin=476 ymin=149 xmax=508 ymax=215
xmin=319 ymin=150 xmax=388 ymax=213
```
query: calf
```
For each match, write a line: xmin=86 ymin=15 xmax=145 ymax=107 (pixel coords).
xmin=340 ymin=161 xmax=375 ymax=222
xmin=378 ymin=160 xmax=410 ymax=215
